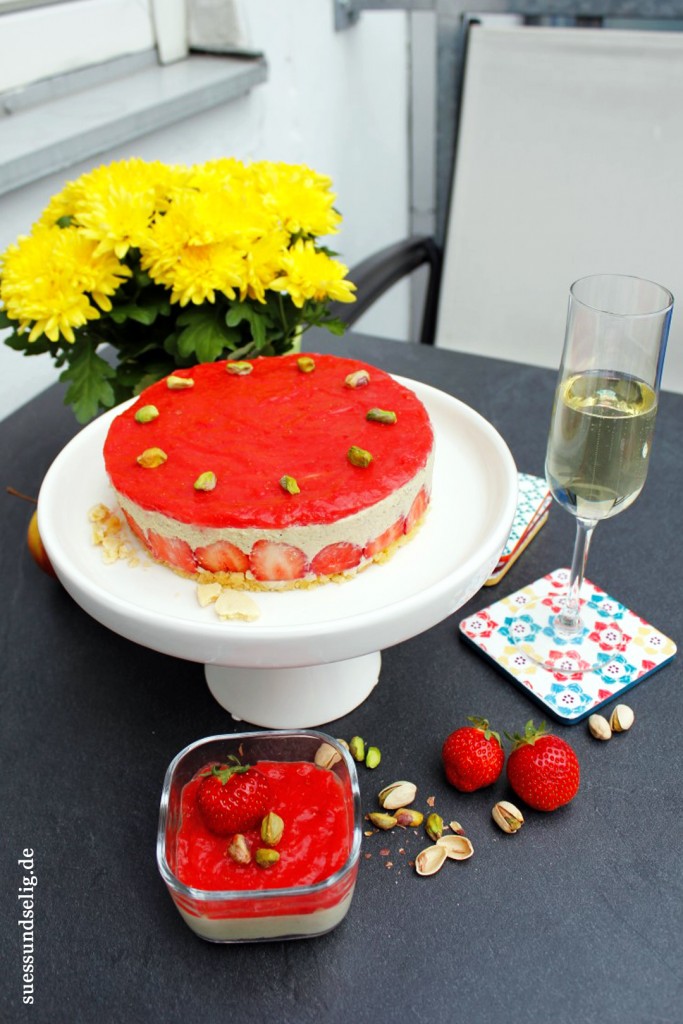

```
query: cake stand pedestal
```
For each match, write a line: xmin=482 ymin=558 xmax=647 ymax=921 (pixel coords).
xmin=38 ymin=377 xmax=517 ymax=729
xmin=205 ymin=653 xmax=382 ymax=728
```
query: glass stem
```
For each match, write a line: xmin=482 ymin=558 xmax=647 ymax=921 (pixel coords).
xmin=555 ymin=518 xmax=596 ymax=635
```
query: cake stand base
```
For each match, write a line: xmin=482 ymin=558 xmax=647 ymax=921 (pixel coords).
xmin=204 ymin=651 xmax=382 ymax=728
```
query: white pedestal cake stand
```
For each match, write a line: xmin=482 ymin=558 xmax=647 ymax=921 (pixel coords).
xmin=38 ymin=377 xmax=517 ymax=728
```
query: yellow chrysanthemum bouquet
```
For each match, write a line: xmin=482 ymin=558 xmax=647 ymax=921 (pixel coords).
xmin=0 ymin=157 xmax=356 ymax=422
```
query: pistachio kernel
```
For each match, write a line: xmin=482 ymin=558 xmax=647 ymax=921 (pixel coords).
xmin=492 ymin=800 xmax=524 ymax=834
xmin=378 ymin=781 xmax=418 ymax=811
xmin=260 ymin=811 xmax=284 ymax=847
xmin=425 ymin=812 xmax=444 ymax=842
xmin=349 ymin=736 xmax=365 ymax=762
xmin=344 ymin=369 xmax=371 ymax=389
xmin=365 ymin=746 xmax=381 ymax=769
xmin=136 ymin=447 xmax=168 ymax=469
xmin=166 ymin=374 xmax=194 ymax=390
xmin=367 ymin=812 xmax=397 ymax=831
xmin=255 ymin=848 xmax=280 ymax=868
xmin=415 ymin=844 xmax=448 ymax=877
xmin=194 ymin=471 xmax=217 ymax=492
xmin=366 ymin=408 xmax=397 ymax=425
xmin=297 ymin=356 xmax=316 ymax=373
xmin=134 ymin=404 xmax=159 ymax=424
xmin=227 ymin=361 xmax=253 ymax=376
xmin=280 ymin=475 xmax=300 ymax=495
xmin=227 ymin=834 xmax=251 ymax=865
xmin=347 ymin=446 xmax=373 ymax=468
xmin=394 ymin=808 xmax=424 ymax=828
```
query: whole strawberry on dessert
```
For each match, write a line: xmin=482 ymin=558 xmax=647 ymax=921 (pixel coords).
xmin=506 ymin=721 xmax=580 ymax=812
xmin=197 ymin=757 xmax=272 ymax=836
xmin=442 ymin=716 xmax=505 ymax=792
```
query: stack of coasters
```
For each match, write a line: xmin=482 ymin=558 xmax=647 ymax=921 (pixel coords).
xmin=485 ymin=473 xmax=552 ymax=586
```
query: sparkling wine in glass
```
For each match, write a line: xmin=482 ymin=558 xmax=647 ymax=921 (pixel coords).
xmin=514 ymin=273 xmax=673 ymax=673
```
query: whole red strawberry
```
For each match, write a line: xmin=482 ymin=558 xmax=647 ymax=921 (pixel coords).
xmin=506 ymin=721 xmax=580 ymax=811
xmin=197 ymin=758 xmax=272 ymax=836
xmin=442 ymin=716 xmax=505 ymax=792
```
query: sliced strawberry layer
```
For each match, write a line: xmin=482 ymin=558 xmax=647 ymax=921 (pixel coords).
xmin=311 ymin=542 xmax=363 ymax=576
xmin=195 ymin=540 xmax=249 ymax=574
xmin=147 ymin=530 xmax=197 ymax=574
xmin=122 ymin=509 xmax=147 ymax=546
xmin=364 ymin=517 xmax=405 ymax=558
xmin=405 ymin=487 xmax=429 ymax=534
xmin=249 ymin=540 xmax=308 ymax=581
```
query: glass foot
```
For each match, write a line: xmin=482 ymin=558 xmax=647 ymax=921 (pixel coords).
xmin=504 ymin=598 xmax=625 ymax=674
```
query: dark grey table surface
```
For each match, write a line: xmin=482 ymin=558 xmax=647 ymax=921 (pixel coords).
xmin=2 ymin=333 xmax=682 ymax=1024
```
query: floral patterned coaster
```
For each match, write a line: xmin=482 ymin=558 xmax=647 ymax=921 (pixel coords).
xmin=485 ymin=473 xmax=551 ymax=585
xmin=459 ymin=568 xmax=677 ymax=723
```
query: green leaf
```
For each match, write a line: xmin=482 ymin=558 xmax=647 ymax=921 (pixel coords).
xmin=108 ymin=298 xmax=170 ymax=326
xmin=225 ymin=301 xmax=269 ymax=350
xmin=0 ymin=308 xmax=12 ymax=329
xmin=176 ymin=312 xmax=229 ymax=362
xmin=58 ymin=344 xmax=116 ymax=423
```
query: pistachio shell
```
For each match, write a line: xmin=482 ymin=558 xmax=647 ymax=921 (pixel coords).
xmin=415 ymin=844 xmax=447 ymax=877
xmin=588 ymin=713 xmax=612 ymax=741
xmin=492 ymin=800 xmax=524 ymax=834
xmin=314 ymin=741 xmax=342 ymax=770
xmin=436 ymin=834 xmax=474 ymax=860
xmin=378 ymin=781 xmax=418 ymax=810
xmin=609 ymin=704 xmax=635 ymax=732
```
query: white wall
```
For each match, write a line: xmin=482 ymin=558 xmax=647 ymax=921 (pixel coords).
xmin=0 ymin=1 xmax=410 ymax=420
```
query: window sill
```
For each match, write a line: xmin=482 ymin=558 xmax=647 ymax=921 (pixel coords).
xmin=0 ymin=51 xmax=268 ymax=196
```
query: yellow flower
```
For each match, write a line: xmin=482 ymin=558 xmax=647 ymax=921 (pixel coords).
xmin=70 ymin=158 xmax=188 ymax=259
xmin=269 ymin=238 xmax=356 ymax=308
xmin=0 ymin=224 xmax=130 ymax=342
xmin=139 ymin=186 xmax=275 ymax=305
xmin=241 ymin=229 xmax=290 ymax=303
xmin=253 ymin=161 xmax=342 ymax=237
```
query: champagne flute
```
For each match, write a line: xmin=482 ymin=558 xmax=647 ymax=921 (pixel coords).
xmin=511 ymin=273 xmax=673 ymax=673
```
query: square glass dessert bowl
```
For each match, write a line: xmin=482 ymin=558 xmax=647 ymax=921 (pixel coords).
xmin=157 ymin=730 xmax=362 ymax=943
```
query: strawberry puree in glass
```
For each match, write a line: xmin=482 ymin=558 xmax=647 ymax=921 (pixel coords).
xmin=177 ymin=760 xmax=352 ymax=892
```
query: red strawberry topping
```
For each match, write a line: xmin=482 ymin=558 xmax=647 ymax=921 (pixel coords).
xmin=506 ymin=721 xmax=580 ymax=812
xmin=197 ymin=758 xmax=272 ymax=836
xmin=441 ymin=717 xmax=505 ymax=792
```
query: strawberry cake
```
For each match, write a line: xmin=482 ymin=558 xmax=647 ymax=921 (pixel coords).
xmin=103 ymin=353 xmax=434 ymax=589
